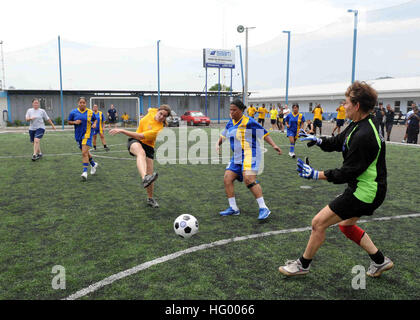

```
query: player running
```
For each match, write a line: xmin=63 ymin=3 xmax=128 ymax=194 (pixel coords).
xmin=25 ymin=98 xmax=56 ymax=161
xmin=284 ymin=103 xmax=305 ymax=158
xmin=247 ymin=104 xmax=257 ymax=119
xmin=109 ymin=105 xmax=171 ymax=208
xmin=278 ymin=81 xmax=393 ymax=278
xmin=68 ymin=97 xmax=99 ymax=181
xmin=257 ymin=104 xmax=269 ymax=127
xmin=216 ymin=99 xmax=282 ymax=220
xmin=92 ymin=104 xmax=109 ymax=152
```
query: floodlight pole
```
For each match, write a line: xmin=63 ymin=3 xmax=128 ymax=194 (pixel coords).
xmin=0 ymin=40 xmax=5 ymax=91
xmin=157 ymin=40 xmax=161 ymax=106
xmin=236 ymin=45 xmax=245 ymax=101
xmin=58 ymin=36 xmax=64 ymax=130
xmin=282 ymin=31 xmax=291 ymax=106
xmin=244 ymin=27 xmax=255 ymax=107
xmin=348 ymin=9 xmax=358 ymax=83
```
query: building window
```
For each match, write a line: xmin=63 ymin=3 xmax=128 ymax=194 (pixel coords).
xmin=394 ymin=101 xmax=400 ymax=107
xmin=309 ymin=102 xmax=313 ymax=112
xmin=407 ymin=100 xmax=414 ymax=107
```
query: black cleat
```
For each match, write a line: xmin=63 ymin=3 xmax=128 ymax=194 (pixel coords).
xmin=147 ymin=197 xmax=159 ymax=208
xmin=37 ymin=153 xmax=43 ymax=159
xmin=142 ymin=172 xmax=158 ymax=188
xmin=104 ymin=146 xmax=110 ymax=152
xmin=31 ymin=154 xmax=38 ymax=161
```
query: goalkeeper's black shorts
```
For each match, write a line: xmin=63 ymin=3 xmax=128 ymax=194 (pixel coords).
xmin=329 ymin=187 xmax=386 ymax=220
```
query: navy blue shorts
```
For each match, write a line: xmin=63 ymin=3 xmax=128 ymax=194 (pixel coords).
xmin=29 ymin=128 xmax=45 ymax=142
xmin=336 ymin=119 xmax=345 ymax=127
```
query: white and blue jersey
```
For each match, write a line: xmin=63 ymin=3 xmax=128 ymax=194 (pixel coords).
xmin=221 ymin=115 xmax=269 ymax=181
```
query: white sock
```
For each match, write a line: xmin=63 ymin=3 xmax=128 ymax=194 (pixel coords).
xmin=228 ymin=197 xmax=239 ymax=211
xmin=256 ymin=197 xmax=268 ymax=209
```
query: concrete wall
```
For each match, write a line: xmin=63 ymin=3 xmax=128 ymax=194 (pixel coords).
xmin=7 ymin=92 xmax=234 ymax=123
xmin=0 ymin=92 xmax=8 ymax=128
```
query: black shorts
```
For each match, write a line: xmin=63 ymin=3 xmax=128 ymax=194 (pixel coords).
xmin=271 ymin=119 xmax=276 ymax=124
xmin=329 ymin=188 xmax=386 ymax=220
xmin=258 ymin=118 xmax=265 ymax=124
xmin=313 ymin=119 xmax=322 ymax=128
xmin=127 ymin=138 xmax=155 ymax=159
xmin=109 ymin=118 xmax=116 ymax=124
xmin=336 ymin=119 xmax=345 ymax=127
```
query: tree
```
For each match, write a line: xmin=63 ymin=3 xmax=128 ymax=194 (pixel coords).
xmin=209 ymin=83 xmax=231 ymax=92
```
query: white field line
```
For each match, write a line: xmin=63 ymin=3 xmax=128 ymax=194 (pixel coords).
xmin=64 ymin=212 xmax=420 ymax=300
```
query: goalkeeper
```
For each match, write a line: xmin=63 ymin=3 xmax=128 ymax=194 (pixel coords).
xmin=278 ymin=81 xmax=393 ymax=278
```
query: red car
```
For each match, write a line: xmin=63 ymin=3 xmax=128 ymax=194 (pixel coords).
xmin=181 ymin=111 xmax=211 ymax=126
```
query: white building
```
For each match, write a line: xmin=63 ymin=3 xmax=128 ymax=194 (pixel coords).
xmin=249 ymin=76 xmax=420 ymax=119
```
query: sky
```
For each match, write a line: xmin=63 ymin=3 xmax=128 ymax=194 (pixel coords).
xmin=1 ymin=0 xmax=419 ymax=91
xmin=0 ymin=0 xmax=414 ymax=52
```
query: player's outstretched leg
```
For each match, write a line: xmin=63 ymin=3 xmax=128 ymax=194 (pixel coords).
xmin=145 ymin=157 xmax=159 ymax=208
xmin=338 ymin=218 xmax=393 ymax=277
xmin=243 ymin=172 xmax=270 ymax=220
xmin=220 ymin=170 xmax=240 ymax=216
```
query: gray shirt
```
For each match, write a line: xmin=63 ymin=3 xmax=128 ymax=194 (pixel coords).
xmin=25 ymin=108 xmax=50 ymax=130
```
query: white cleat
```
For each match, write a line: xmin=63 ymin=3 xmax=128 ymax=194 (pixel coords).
xmin=279 ymin=259 xmax=310 ymax=276
xmin=288 ymin=152 xmax=296 ymax=158
xmin=81 ymin=171 xmax=88 ymax=181
xmin=90 ymin=162 xmax=99 ymax=175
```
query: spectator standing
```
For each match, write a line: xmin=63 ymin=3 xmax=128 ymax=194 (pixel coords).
xmin=406 ymin=106 xmax=420 ymax=144
xmin=375 ymin=102 xmax=385 ymax=138
xmin=107 ymin=104 xmax=118 ymax=129
xmin=331 ymin=101 xmax=346 ymax=136
xmin=384 ymin=104 xmax=395 ymax=142
xmin=312 ymin=104 xmax=324 ymax=136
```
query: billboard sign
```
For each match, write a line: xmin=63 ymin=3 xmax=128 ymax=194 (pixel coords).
xmin=203 ymin=49 xmax=235 ymax=69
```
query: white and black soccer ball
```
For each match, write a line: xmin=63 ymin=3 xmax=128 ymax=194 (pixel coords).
xmin=174 ymin=214 xmax=199 ymax=239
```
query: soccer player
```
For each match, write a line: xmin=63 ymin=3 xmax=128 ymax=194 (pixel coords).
xmin=277 ymin=105 xmax=284 ymax=132
xmin=68 ymin=97 xmax=99 ymax=181
xmin=278 ymin=81 xmax=393 ymax=278
xmin=269 ymin=106 xmax=278 ymax=131
xmin=92 ymin=104 xmax=109 ymax=152
xmin=282 ymin=104 xmax=291 ymax=133
xmin=331 ymin=101 xmax=346 ymax=136
xmin=109 ymin=105 xmax=171 ymax=208
xmin=25 ymin=98 xmax=56 ymax=161
xmin=312 ymin=104 xmax=323 ymax=136
xmin=121 ymin=112 xmax=130 ymax=127
xmin=284 ymin=103 xmax=305 ymax=158
xmin=247 ymin=104 xmax=257 ymax=119
xmin=216 ymin=99 xmax=282 ymax=220
xmin=107 ymin=104 xmax=118 ymax=128
xmin=257 ymin=104 xmax=269 ymax=127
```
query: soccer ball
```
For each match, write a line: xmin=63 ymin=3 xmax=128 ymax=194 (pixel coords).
xmin=174 ymin=214 xmax=199 ymax=239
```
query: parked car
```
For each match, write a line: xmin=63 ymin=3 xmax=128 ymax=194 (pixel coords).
xmin=181 ymin=111 xmax=211 ymax=126
xmin=167 ymin=111 xmax=180 ymax=127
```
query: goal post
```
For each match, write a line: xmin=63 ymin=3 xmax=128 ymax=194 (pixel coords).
xmin=89 ymin=96 xmax=141 ymax=127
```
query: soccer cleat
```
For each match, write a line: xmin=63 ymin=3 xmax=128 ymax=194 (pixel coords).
xmin=81 ymin=171 xmax=88 ymax=181
xmin=278 ymin=259 xmax=310 ymax=276
xmin=219 ymin=207 xmax=240 ymax=216
xmin=366 ymin=257 xmax=394 ymax=278
xmin=258 ymin=207 xmax=271 ymax=220
xmin=147 ymin=197 xmax=159 ymax=208
xmin=37 ymin=153 xmax=43 ymax=159
xmin=90 ymin=162 xmax=99 ymax=175
xmin=31 ymin=154 xmax=37 ymax=161
xmin=288 ymin=152 xmax=296 ymax=158
xmin=143 ymin=172 xmax=158 ymax=188
xmin=104 ymin=146 xmax=110 ymax=152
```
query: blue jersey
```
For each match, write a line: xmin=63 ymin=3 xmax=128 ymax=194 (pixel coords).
xmin=93 ymin=111 xmax=105 ymax=135
xmin=68 ymin=108 xmax=97 ymax=142
xmin=285 ymin=112 xmax=305 ymax=134
xmin=221 ymin=116 xmax=268 ymax=169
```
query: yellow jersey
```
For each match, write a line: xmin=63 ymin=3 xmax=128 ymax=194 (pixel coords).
xmin=337 ymin=105 xmax=346 ymax=120
xmin=135 ymin=108 xmax=164 ymax=148
xmin=247 ymin=106 xmax=257 ymax=117
xmin=313 ymin=107 xmax=323 ymax=121
xmin=122 ymin=114 xmax=130 ymax=121
xmin=269 ymin=109 xmax=278 ymax=120
xmin=257 ymin=107 xmax=269 ymax=119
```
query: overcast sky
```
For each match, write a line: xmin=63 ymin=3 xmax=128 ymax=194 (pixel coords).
xmin=0 ymin=0 xmax=414 ymax=52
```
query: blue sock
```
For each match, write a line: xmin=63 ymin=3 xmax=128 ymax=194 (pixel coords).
xmin=290 ymin=144 xmax=295 ymax=153
xmin=83 ymin=163 xmax=89 ymax=172
xmin=89 ymin=157 xmax=96 ymax=167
